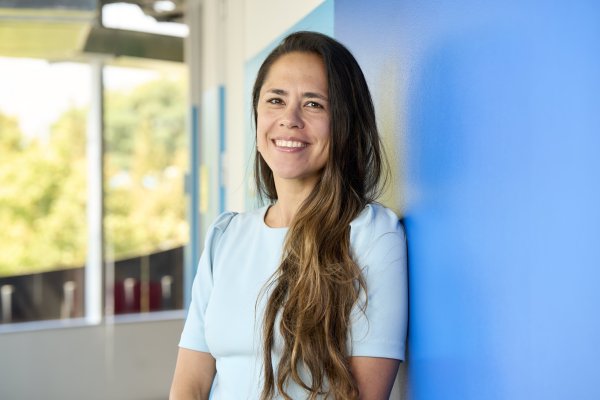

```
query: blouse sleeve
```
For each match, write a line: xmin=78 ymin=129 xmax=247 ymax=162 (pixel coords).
xmin=179 ymin=212 xmax=237 ymax=352
xmin=350 ymin=211 xmax=408 ymax=361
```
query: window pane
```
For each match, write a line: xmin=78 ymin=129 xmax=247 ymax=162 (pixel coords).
xmin=0 ymin=58 xmax=89 ymax=324
xmin=103 ymin=65 xmax=188 ymax=315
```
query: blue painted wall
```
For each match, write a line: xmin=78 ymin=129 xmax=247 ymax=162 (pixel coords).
xmin=336 ymin=1 xmax=600 ymax=399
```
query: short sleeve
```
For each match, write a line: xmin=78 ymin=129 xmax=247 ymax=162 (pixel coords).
xmin=350 ymin=213 xmax=408 ymax=361
xmin=179 ymin=212 xmax=237 ymax=352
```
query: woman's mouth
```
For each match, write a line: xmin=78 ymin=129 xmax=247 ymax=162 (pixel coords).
xmin=273 ymin=139 xmax=307 ymax=149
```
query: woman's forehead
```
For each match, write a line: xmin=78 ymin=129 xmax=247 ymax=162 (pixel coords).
xmin=261 ymin=52 xmax=327 ymax=92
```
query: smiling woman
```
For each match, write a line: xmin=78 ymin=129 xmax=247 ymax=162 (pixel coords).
xmin=170 ymin=31 xmax=407 ymax=400
xmin=256 ymin=51 xmax=331 ymax=205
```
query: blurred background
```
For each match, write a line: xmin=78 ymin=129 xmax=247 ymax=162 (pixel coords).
xmin=0 ymin=0 xmax=598 ymax=399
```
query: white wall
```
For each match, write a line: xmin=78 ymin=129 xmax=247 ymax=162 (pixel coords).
xmin=0 ymin=316 xmax=184 ymax=400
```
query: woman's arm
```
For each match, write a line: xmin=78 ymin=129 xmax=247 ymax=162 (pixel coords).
xmin=350 ymin=356 xmax=400 ymax=400
xmin=169 ymin=348 xmax=216 ymax=400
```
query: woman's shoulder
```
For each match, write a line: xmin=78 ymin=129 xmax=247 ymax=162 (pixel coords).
xmin=204 ymin=207 xmax=268 ymax=253
xmin=208 ymin=206 xmax=269 ymax=234
xmin=350 ymin=204 xmax=407 ymax=274
xmin=349 ymin=203 xmax=405 ymax=253
xmin=351 ymin=203 xmax=403 ymax=235
xmin=210 ymin=211 xmax=238 ymax=232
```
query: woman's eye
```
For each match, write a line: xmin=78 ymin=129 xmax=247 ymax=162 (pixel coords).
xmin=305 ymin=101 xmax=323 ymax=109
xmin=267 ymin=98 xmax=283 ymax=105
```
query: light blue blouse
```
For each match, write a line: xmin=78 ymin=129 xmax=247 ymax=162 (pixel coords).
xmin=179 ymin=203 xmax=407 ymax=399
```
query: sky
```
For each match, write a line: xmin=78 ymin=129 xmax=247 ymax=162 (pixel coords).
xmin=0 ymin=3 xmax=187 ymax=139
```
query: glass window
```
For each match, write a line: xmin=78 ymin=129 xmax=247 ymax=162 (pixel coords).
xmin=0 ymin=58 xmax=188 ymax=325
xmin=0 ymin=58 xmax=90 ymax=323
xmin=103 ymin=65 xmax=188 ymax=316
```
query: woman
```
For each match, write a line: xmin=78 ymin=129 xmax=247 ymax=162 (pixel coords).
xmin=170 ymin=31 xmax=407 ymax=399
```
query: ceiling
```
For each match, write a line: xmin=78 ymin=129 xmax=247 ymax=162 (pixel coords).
xmin=101 ymin=0 xmax=185 ymax=23
xmin=0 ymin=0 xmax=184 ymax=62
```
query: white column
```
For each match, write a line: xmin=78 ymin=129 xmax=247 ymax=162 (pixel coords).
xmin=85 ymin=59 xmax=104 ymax=324
xmin=224 ymin=0 xmax=246 ymax=212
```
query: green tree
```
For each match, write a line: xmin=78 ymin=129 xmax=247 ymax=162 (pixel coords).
xmin=0 ymin=77 xmax=188 ymax=276
xmin=104 ymin=77 xmax=188 ymax=260
xmin=0 ymin=114 xmax=23 ymax=153
xmin=0 ymin=109 xmax=87 ymax=276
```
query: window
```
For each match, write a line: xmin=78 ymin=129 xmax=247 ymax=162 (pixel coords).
xmin=103 ymin=65 xmax=188 ymax=316
xmin=0 ymin=59 xmax=90 ymax=323
xmin=0 ymin=59 xmax=188 ymax=325
xmin=0 ymin=0 xmax=189 ymax=328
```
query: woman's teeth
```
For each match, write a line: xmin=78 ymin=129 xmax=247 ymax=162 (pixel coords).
xmin=274 ymin=140 xmax=307 ymax=148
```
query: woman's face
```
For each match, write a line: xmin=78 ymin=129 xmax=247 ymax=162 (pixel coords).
xmin=256 ymin=51 xmax=330 ymax=189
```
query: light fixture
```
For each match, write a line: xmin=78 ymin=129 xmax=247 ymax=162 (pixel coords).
xmin=153 ymin=0 xmax=176 ymax=13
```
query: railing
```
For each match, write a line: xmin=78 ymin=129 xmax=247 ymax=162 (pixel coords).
xmin=0 ymin=246 xmax=183 ymax=324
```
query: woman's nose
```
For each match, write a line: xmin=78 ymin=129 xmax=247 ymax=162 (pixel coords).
xmin=279 ymin=106 xmax=304 ymax=129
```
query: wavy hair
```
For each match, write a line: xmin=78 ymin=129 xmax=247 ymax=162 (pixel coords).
xmin=252 ymin=31 xmax=387 ymax=399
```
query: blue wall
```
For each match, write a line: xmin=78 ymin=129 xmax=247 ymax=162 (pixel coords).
xmin=336 ymin=1 xmax=600 ymax=399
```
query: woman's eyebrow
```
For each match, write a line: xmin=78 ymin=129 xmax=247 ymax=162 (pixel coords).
xmin=266 ymin=88 xmax=286 ymax=96
xmin=264 ymin=88 xmax=328 ymax=101
xmin=303 ymin=92 xmax=328 ymax=101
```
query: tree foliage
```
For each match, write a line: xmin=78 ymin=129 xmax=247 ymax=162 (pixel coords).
xmin=104 ymin=78 xmax=188 ymax=259
xmin=0 ymin=78 xmax=187 ymax=277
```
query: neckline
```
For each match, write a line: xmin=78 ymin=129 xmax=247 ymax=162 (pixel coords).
xmin=261 ymin=205 xmax=289 ymax=231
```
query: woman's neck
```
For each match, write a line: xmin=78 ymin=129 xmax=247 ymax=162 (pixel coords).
xmin=265 ymin=178 xmax=317 ymax=228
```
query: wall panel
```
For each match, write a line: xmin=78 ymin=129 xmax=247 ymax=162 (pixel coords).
xmin=335 ymin=1 xmax=600 ymax=399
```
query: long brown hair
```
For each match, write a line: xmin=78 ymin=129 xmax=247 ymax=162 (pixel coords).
xmin=252 ymin=31 xmax=387 ymax=399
